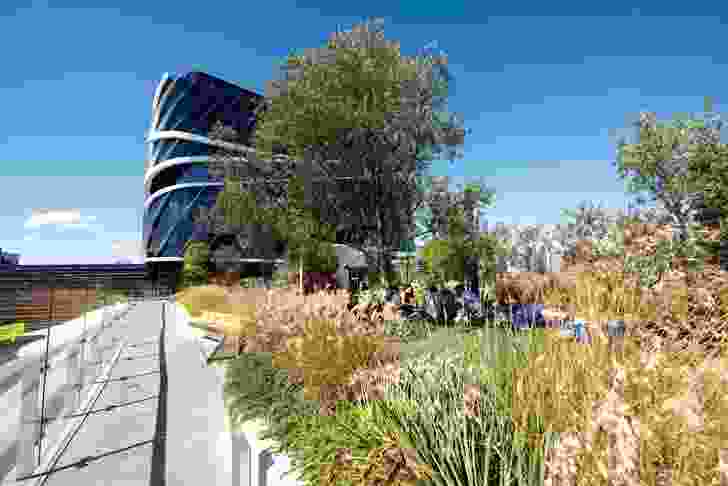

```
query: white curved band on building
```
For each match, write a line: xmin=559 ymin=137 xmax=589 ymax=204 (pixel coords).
xmin=143 ymin=71 xmax=268 ymax=265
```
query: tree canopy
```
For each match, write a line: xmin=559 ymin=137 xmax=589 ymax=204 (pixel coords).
xmin=614 ymin=98 xmax=724 ymax=242
xmin=247 ymin=19 xmax=468 ymax=276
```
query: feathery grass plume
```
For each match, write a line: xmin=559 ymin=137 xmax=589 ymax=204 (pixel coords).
xmin=512 ymin=265 xmax=728 ymax=485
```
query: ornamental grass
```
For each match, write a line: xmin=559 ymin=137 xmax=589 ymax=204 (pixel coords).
xmin=172 ymin=212 xmax=728 ymax=486
xmin=494 ymin=219 xmax=728 ymax=485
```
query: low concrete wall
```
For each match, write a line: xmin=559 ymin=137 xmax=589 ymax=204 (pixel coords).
xmin=171 ymin=303 xmax=303 ymax=486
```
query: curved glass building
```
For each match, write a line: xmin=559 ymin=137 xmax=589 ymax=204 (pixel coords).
xmin=143 ymin=71 xmax=269 ymax=287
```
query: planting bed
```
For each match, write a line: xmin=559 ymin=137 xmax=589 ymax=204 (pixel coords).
xmin=175 ymin=218 xmax=728 ymax=486
xmin=175 ymin=283 xmax=564 ymax=484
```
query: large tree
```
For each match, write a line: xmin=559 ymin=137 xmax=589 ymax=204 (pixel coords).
xmin=611 ymin=99 xmax=728 ymax=277
xmin=250 ymin=18 xmax=467 ymax=279
xmin=412 ymin=175 xmax=498 ymax=292
xmin=413 ymin=176 xmax=497 ymax=241
xmin=613 ymin=97 xmax=724 ymax=243
xmin=272 ymin=174 xmax=339 ymax=292
xmin=195 ymin=122 xmax=342 ymax=288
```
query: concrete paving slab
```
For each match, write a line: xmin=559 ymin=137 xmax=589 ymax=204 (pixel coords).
xmin=32 ymin=441 xmax=154 ymax=486
xmin=9 ymin=301 xmax=161 ymax=486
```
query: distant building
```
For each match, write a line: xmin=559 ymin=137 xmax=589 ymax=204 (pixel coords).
xmin=143 ymin=71 xmax=280 ymax=289
xmin=0 ymin=249 xmax=20 ymax=266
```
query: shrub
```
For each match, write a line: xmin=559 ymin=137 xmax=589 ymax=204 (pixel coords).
xmin=212 ymin=286 xmax=416 ymax=484
xmin=278 ymin=399 xmax=433 ymax=486
xmin=180 ymin=240 xmax=210 ymax=288
xmin=222 ymin=350 xmax=320 ymax=455
xmin=368 ymin=349 xmax=553 ymax=486
xmin=220 ymin=285 xmax=403 ymax=405
xmin=421 ymin=238 xmax=460 ymax=285
xmin=294 ymin=240 xmax=338 ymax=275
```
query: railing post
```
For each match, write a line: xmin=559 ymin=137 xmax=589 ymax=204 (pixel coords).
xmin=36 ymin=274 xmax=54 ymax=465
xmin=85 ymin=314 xmax=100 ymax=380
xmin=15 ymin=361 xmax=42 ymax=479
xmin=66 ymin=342 xmax=83 ymax=411
xmin=232 ymin=431 xmax=252 ymax=486
xmin=258 ymin=449 xmax=274 ymax=486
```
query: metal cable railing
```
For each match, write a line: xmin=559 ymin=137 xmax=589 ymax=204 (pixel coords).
xmin=0 ymin=277 xmax=176 ymax=484
xmin=4 ymin=289 xmax=289 ymax=485
xmin=7 ymin=298 xmax=172 ymax=485
xmin=1 ymin=305 xmax=132 ymax=483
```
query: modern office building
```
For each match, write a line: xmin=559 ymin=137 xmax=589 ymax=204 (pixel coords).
xmin=143 ymin=71 xmax=284 ymax=289
xmin=0 ymin=249 xmax=20 ymax=266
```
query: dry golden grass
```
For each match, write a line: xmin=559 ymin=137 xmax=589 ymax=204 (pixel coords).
xmin=499 ymin=221 xmax=728 ymax=485
xmin=173 ymin=283 xmax=405 ymax=412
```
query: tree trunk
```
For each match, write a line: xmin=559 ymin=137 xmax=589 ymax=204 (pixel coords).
xmin=374 ymin=175 xmax=387 ymax=284
xmin=467 ymin=255 xmax=479 ymax=294
xmin=299 ymin=258 xmax=303 ymax=293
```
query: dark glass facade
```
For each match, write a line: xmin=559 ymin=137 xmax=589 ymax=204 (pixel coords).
xmin=143 ymin=71 xmax=264 ymax=263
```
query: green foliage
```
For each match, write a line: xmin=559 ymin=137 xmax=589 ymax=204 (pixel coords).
xmin=254 ymin=21 xmax=468 ymax=282
xmin=414 ymin=176 xmax=497 ymax=242
xmin=213 ymin=171 xmax=339 ymax=278
xmin=300 ymin=240 xmax=338 ymax=274
xmin=685 ymin=140 xmax=728 ymax=215
xmin=355 ymin=287 xmax=388 ymax=309
xmin=215 ymin=178 xmax=273 ymax=232
xmin=611 ymin=101 xmax=728 ymax=271
xmin=254 ymin=39 xmax=414 ymax=162
xmin=614 ymin=103 xmax=727 ymax=257
xmin=222 ymin=351 xmax=320 ymax=451
xmin=476 ymin=230 xmax=509 ymax=282
xmin=463 ymin=327 xmax=548 ymax=426
xmin=682 ymin=128 xmax=728 ymax=261
xmin=367 ymin=269 xmax=402 ymax=290
xmin=274 ymin=175 xmax=339 ymax=275
xmin=623 ymin=230 xmax=710 ymax=289
xmin=239 ymin=276 xmax=261 ymax=289
xmin=589 ymin=222 xmax=627 ymax=259
xmin=419 ymin=202 xmax=473 ymax=284
xmin=590 ymin=219 xmax=712 ymax=290
xmin=183 ymin=240 xmax=210 ymax=266
xmin=274 ymin=400 xmax=414 ymax=486
xmin=382 ymin=317 xmax=436 ymax=343
xmin=420 ymin=202 xmax=503 ymax=288
xmin=93 ymin=286 xmax=131 ymax=305
xmin=180 ymin=240 xmax=210 ymax=288
xmin=369 ymin=350 xmax=552 ymax=486
xmin=421 ymin=238 xmax=456 ymax=285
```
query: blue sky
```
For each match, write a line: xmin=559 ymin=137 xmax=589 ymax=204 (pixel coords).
xmin=1 ymin=1 xmax=727 ymax=264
